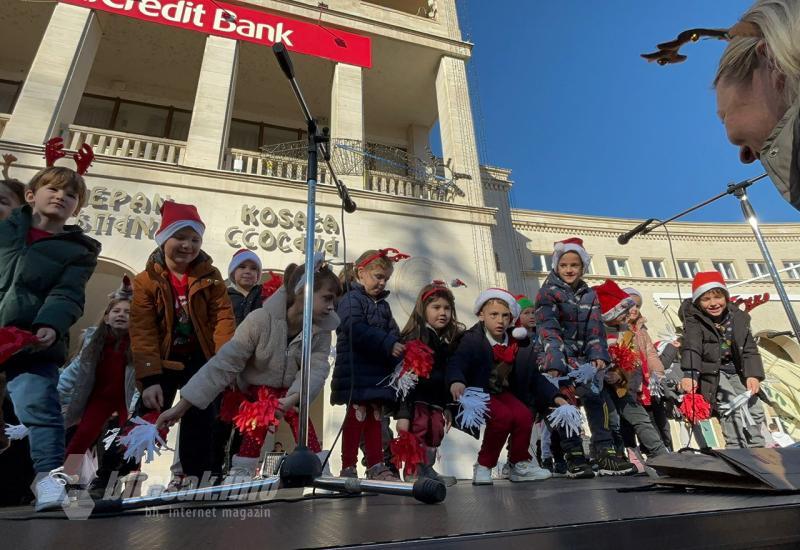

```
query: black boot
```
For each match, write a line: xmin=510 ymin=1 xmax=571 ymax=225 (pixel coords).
xmin=565 ymin=452 xmax=594 ymax=479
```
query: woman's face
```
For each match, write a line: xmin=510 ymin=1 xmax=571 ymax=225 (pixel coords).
xmin=716 ymin=66 xmax=788 ymax=164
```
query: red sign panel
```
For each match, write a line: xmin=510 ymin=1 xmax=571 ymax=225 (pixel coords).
xmin=60 ymin=0 xmax=371 ymax=68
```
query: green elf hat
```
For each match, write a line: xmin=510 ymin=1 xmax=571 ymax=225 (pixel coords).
xmin=515 ymin=294 xmax=534 ymax=311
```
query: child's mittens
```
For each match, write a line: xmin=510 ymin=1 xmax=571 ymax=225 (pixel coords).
xmin=456 ymin=387 xmax=491 ymax=431
xmin=547 ymin=404 xmax=584 ymax=439
xmin=118 ymin=414 xmax=170 ymax=464
xmin=4 ymin=423 xmax=29 ymax=440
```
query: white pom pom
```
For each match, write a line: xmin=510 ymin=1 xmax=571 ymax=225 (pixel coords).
xmin=457 ymin=387 xmax=491 ymax=431
xmin=511 ymin=327 xmax=529 ymax=340
xmin=4 ymin=423 xmax=29 ymax=440
xmin=568 ymin=363 xmax=596 ymax=386
xmin=386 ymin=362 xmax=419 ymax=400
xmin=118 ymin=417 xmax=170 ymax=464
xmin=102 ymin=427 xmax=120 ymax=451
xmin=648 ymin=374 xmax=665 ymax=399
xmin=547 ymin=404 xmax=584 ymax=438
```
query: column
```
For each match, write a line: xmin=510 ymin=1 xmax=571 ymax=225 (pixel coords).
xmin=407 ymin=123 xmax=430 ymax=163
xmin=183 ymin=36 xmax=239 ymax=170
xmin=435 ymin=55 xmax=495 ymax=287
xmin=3 ymin=4 xmax=101 ymax=145
xmin=330 ymin=62 xmax=364 ymax=188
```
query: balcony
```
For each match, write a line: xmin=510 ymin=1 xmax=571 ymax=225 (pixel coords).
xmin=67 ymin=125 xmax=186 ymax=165
xmin=224 ymin=139 xmax=462 ymax=202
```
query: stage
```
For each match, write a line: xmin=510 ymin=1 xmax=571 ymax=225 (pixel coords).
xmin=2 ymin=476 xmax=800 ymax=549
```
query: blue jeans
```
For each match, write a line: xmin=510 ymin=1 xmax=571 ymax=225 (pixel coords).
xmin=6 ymin=363 xmax=64 ymax=472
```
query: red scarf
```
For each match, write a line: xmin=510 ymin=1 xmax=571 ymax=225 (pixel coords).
xmin=492 ymin=341 xmax=518 ymax=364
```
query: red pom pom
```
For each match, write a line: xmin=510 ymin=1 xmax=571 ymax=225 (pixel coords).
xmin=234 ymin=386 xmax=281 ymax=435
xmin=219 ymin=388 xmax=247 ymax=423
xmin=679 ymin=392 xmax=712 ymax=423
xmin=403 ymin=340 xmax=434 ymax=379
xmin=261 ymin=271 xmax=284 ymax=301
xmin=389 ymin=431 xmax=426 ymax=476
xmin=0 ymin=327 xmax=39 ymax=365
xmin=608 ymin=343 xmax=638 ymax=372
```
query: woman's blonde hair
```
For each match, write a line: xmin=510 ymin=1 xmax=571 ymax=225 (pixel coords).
xmin=715 ymin=0 xmax=800 ymax=106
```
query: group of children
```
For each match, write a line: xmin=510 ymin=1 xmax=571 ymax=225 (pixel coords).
xmin=0 ymin=150 xmax=769 ymax=512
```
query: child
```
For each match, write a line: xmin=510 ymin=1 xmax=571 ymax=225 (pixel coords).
xmin=593 ymin=280 xmax=668 ymax=462
xmin=680 ymin=271 xmax=766 ymax=448
xmin=330 ymin=248 xmax=407 ymax=481
xmin=447 ymin=288 xmax=557 ymax=485
xmin=535 ymin=238 xmax=634 ymax=476
xmin=157 ymin=258 xmax=341 ymax=481
xmin=623 ymin=287 xmax=672 ymax=452
xmin=516 ymin=294 xmax=536 ymax=338
xmin=227 ymin=248 xmax=264 ymax=325
xmin=130 ymin=201 xmax=235 ymax=488
xmin=0 ymin=164 xmax=100 ymax=511
xmin=395 ymin=282 xmax=464 ymax=485
xmin=57 ymin=278 xmax=141 ymax=495
xmin=0 ymin=175 xmax=25 ymax=455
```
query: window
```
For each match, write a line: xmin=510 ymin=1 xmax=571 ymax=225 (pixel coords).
xmin=678 ymin=260 xmax=700 ymax=279
xmin=747 ymin=261 xmax=768 ymax=278
xmin=229 ymin=118 xmax=304 ymax=151
xmin=73 ymin=94 xmax=192 ymax=140
xmin=0 ymin=80 xmax=22 ymax=114
xmin=642 ymin=259 xmax=667 ymax=278
xmin=606 ymin=257 xmax=630 ymax=277
xmin=784 ymin=261 xmax=800 ymax=280
xmin=583 ymin=256 xmax=594 ymax=275
xmin=532 ymin=252 xmax=550 ymax=273
xmin=713 ymin=261 xmax=737 ymax=280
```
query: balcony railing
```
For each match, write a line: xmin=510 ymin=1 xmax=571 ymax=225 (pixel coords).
xmin=0 ymin=113 xmax=9 ymax=138
xmin=67 ymin=125 xmax=186 ymax=165
xmin=224 ymin=139 xmax=463 ymax=202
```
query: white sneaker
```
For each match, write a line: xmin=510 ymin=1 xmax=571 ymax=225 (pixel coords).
xmin=472 ymin=463 xmax=494 ymax=485
xmin=509 ymin=460 xmax=553 ymax=482
xmin=35 ymin=469 xmax=72 ymax=512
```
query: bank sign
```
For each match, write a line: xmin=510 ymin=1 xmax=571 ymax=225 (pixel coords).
xmin=60 ymin=0 xmax=371 ymax=68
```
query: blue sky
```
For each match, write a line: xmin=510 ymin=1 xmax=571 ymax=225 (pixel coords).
xmin=457 ymin=0 xmax=799 ymax=223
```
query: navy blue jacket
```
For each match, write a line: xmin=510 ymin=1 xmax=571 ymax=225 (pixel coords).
xmin=330 ymin=283 xmax=400 ymax=405
xmin=227 ymin=285 xmax=262 ymax=326
xmin=534 ymin=271 xmax=609 ymax=375
xmin=510 ymin=335 xmax=561 ymax=415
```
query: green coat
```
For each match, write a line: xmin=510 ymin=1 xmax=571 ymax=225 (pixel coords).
xmin=0 ymin=205 xmax=101 ymax=368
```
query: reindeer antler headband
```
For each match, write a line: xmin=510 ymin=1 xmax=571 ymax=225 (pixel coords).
xmin=45 ymin=137 xmax=95 ymax=175
xmin=356 ymin=248 xmax=411 ymax=269
xmin=641 ymin=21 xmax=762 ymax=66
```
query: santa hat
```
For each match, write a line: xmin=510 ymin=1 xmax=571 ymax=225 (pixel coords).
xmin=154 ymin=201 xmax=205 ymax=246
xmin=515 ymin=294 xmax=534 ymax=311
xmin=692 ymin=271 xmax=728 ymax=303
xmin=593 ymin=279 xmax=636 ymax=322
xmin=108 ymin=275 xmax=133 ymax=301
xmin=552 ymin=237 xmax=591 ymax=270
xmin=228 ymin=249 xmax=262 ymax=278
xmin=473 ymin=288 xmax=525 ymax=341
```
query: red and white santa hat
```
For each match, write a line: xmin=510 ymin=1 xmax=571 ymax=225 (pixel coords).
xmin=228 ymin=248 xmax=262 ymax=278
xmin=692 ymin=271 xmax=728 ymax=302
xmin=552 ymin=237 xmax=591 ymax=270
xmin=593 ymin=279 xmax=636 ymax=322
xmin=473 ymin=288 xmax=522 ymax=320
xmin=154 ymin=201 xmax=205 ymax=246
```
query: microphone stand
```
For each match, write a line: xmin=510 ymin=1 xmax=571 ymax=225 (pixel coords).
xmin=91 ymin=45 xmax=444 ymax=517
xmin=628 ymin=173 xmax=800 ymax=341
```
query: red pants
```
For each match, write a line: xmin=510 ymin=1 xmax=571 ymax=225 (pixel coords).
xmin=238 ymin=386 xmax=322 ymax=458
xmin=65 ymin=392 xmax=127 ymax=457
xmin=477 ymin=392 xmax=533 ymax=468
xmin=411 ymin=402 xmax=445 ymax=449
xmin=341 ymin=402 xmax=383 ymax=469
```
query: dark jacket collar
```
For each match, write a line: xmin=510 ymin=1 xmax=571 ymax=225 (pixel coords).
xmin=10 ymin=204 xmax=101 ymax=254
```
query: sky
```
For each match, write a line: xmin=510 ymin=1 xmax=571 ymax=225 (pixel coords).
xmin=456 ymin=0 xmax=799 ymax=223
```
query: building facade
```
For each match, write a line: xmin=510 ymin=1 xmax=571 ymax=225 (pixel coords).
xmin=2 ymin=0 xmax=799 ymax=475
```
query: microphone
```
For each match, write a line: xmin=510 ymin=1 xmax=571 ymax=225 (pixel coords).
xmin=331 ymin=175 xmax=357 ymax=213
xmin=272 ymin=43 xmax=295 ymax=79
xmin=617 ymin=218 xmax=655 ymax=245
